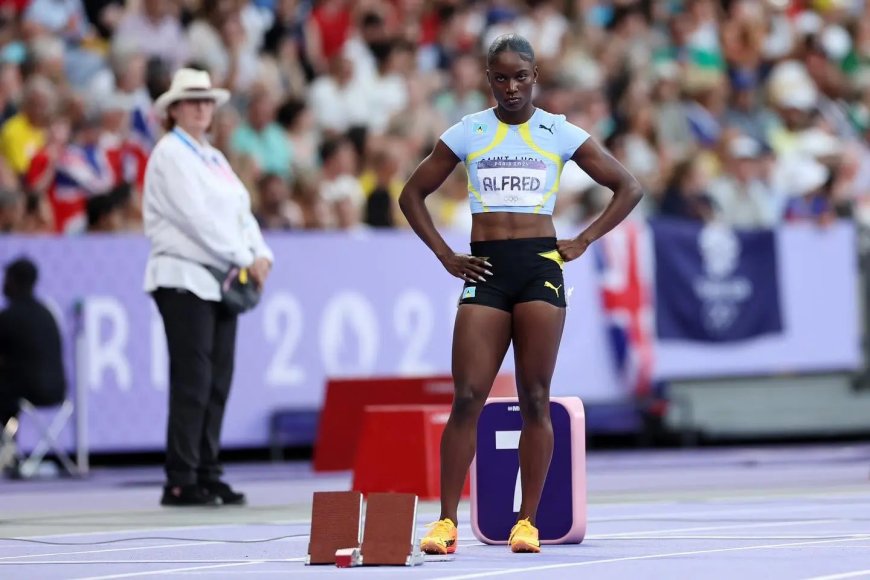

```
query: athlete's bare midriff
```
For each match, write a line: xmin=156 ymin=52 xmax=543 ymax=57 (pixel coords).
xmin=470 ymin=212 xmax=557 ymax=242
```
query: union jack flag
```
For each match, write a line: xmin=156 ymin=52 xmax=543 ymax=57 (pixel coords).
xmin=592 ymin=219 xmax=658 ymax=406
xmin=54 ymin=143 xmax=116 ymax=201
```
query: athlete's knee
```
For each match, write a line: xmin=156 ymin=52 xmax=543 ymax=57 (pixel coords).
xmin=451 ymin=383 xmax=489 ymax=421
xmin=519 ymin=385 xmax=551 ymax=424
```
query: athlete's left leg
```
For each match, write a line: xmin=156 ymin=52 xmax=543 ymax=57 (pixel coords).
xmin=511 ymin=300 xmax=566 ymax=525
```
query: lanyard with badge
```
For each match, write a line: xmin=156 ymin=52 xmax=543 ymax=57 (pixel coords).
xmin=172 ymin=128 xmax=247 ymax=229
xmin=172 ymin=128 xmax=237 ymax=182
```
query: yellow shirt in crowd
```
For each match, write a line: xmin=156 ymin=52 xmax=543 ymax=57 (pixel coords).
xmin=0 ymin=113 xmax=45 ymax=174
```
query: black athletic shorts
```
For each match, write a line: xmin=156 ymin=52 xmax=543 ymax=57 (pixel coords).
xmin=458 ymin=237 xmax=566 ymax=312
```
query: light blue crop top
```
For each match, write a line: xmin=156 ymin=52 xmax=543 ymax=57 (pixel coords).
xmin=439 ymin=108 xmax=590 ymax=215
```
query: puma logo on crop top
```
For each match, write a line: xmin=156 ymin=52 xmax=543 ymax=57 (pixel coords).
xmin=439 ymin=108 xmax=590 ymax=216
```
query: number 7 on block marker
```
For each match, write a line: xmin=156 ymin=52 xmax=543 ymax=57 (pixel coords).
xmin=495 ymin=430 xmax=522 ymax=513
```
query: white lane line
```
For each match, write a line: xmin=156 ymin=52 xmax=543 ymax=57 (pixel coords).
xmin=591 ymin=518 xmax=843 ymax=538
xmin=6 ymin=519 xmax=312 ymax=540
xmin=587 ymin=501 xmax=870 ymax=523
xmin=0 ymin=533 xmax=307 ymax=562
xmin=458 ymin=536 xmax=870 ymax=548
xmin=431 ymin=536 xmax=870 ymax=580
xmin=0 ymin=534 xmax=307 ymax=562
xmin=803 ymin=570 xmax=870 ymax=580
xmin=178 ymin=566 xmax=488 ymax=579
xmin=11 ymin=492 xmax=869 ymax=539
xmin=454 ymin=519 xmax=855 ymax=547
xmin=7 ymin=520 xmax=848 ymax=563
xmin=588 ymin=502 xmax=870 ymax=526
xmin=4 ymin=524 xmax=236 ymax=541
xmin=179 ymin=569 xmax=490 ymax=576
xmin=0 ymin=541 xmax=217 ymax=562
xmin=74 ymin=561 xmax=262 ymax=580
xmin=588 ymin=490 xmax=870 ymax=507
xmin=449 ymin=516 xmax=868 ymax=545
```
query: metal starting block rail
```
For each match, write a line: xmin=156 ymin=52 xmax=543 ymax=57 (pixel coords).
xmin=306 ymin=491 xmax=424 ymax=567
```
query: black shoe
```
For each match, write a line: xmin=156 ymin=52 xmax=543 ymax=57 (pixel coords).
xmin=200 ymin=480 xmax=246 ymax=505
xmin=161 ymin=484 xmax=220 ymax=507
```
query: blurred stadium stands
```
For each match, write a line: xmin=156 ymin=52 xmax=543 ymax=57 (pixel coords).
xmin=0 ymin=0 xmax=867 ymax=234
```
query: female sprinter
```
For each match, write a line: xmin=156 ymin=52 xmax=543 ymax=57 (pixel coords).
xmin=399 ymin=34 xmax=642 ymax=554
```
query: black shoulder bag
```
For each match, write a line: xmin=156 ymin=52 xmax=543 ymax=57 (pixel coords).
xmin=205 ymin=263 xmax=261 ymax=315
xmin=157 ymin=253 xmax=261 ymax=315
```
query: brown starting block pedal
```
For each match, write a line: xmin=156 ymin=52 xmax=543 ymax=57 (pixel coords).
xmin=306 ymin=491 xmax=363 ymax=565
xmin=359 ymin=492 xmax=424 ymax=567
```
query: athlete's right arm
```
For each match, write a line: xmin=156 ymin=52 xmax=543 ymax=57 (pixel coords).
xmin=399 ymin=141 xmax=491 ymax=283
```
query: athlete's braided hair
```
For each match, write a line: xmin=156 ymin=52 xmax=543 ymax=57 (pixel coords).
xmin=487 ymin=34 xmax=536 ymax=66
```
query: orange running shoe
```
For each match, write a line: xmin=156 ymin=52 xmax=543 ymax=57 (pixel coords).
xmin=509 ymin=518 xmax=541 ymax=553
xmin=420 ymin=518 xmax=458 ymax=555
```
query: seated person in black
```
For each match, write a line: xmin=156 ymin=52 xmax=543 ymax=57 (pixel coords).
xmin=0 ymin=258 xmax=66 ymax=430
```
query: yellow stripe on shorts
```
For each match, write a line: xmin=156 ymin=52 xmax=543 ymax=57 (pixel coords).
xmin=538 ymin=249 xmax=565 ymax=270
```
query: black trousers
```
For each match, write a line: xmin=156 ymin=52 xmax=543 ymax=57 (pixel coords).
xmin=153 ymin=288 xmax=238 ymax=487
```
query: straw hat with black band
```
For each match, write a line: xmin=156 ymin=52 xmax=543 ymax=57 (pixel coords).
xmin=153 ymin=68 xmax=230 ymax=116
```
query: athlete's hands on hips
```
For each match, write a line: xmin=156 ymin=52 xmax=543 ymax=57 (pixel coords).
xmin=439 ymin=253 xmax=493 ymax=283
xmin=556 ymin=238 xmax=590 ymax=263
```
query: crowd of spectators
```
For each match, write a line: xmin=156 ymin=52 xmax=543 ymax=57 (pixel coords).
xmin=0 ymin=0 xmax=867 ymax=236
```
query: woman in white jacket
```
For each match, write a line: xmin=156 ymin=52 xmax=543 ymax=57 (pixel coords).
xmin=144 ymin=68 xmax=274 ymax=507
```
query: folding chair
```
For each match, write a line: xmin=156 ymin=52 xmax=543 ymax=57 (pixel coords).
xmin=16 ymin=399 xmax=81 ymax=478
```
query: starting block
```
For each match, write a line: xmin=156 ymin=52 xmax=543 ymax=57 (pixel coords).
xmin=360 ymin=492 xmax=424 ymax=566
xmin=307 ymin=491 xmax=424 ymax=567
xmin=306 ymin=491 xmax=363 ymax=565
